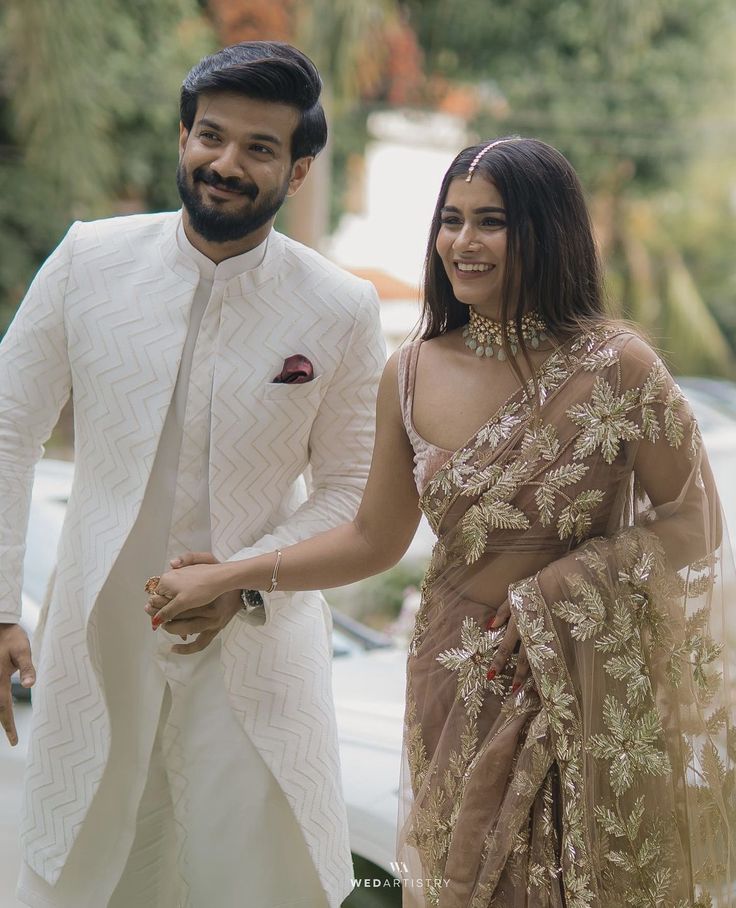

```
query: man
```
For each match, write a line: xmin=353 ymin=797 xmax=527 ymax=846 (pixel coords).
xmin=0 ymin=42 xmax=385 ymax=907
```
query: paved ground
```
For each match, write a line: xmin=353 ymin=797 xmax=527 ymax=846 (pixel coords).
xmin=0 ymin=702 xmax=31 ymax=908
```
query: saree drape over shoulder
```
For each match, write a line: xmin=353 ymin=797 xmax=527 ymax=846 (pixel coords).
xmin=397 ymin=328 xmax=736 ymax=907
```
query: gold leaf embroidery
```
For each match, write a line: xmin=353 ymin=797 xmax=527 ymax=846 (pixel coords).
xmin=476 ymin=402 xmax=524 ymax=448
xmin=587 ymin=695 xmax=670 ymax=797
xmin=436 ymin=617 xmax=506 ymax=719
xmin=484 ymin=499 xmax=530 ymax=531
xmin=533 ymin=462 xmax=589 ymax=527
xmin=557 ymin=489 xmax=605 ymax=541
xmin=604 ymin=649 xmax=652 ymax=707
xmin=664 ymin=386 xmax=686 ymax=448
xmin=459 ymin=504 xmax=490 ymax=565
xmin=568 ymin=377 xmax=641 ymax=464
xmin=580 ymin=347 xmax=620 ymax=371
xmin=551 ymin=585 xmax=606 ymax=642
xmin=522 ymin=422 xmax=561 ymax=461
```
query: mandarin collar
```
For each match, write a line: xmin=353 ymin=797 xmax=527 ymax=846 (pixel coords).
xmin=174 ymin=215 xmax=269 ymax=284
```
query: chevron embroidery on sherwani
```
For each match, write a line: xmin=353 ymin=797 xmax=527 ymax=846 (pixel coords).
xmin=7 ymin=211 xmax=386 ymax=907
xmin=208 ymin=234 xmax=386 ymax=907
xmin=0 ymin=232 xmax=74 ymax=619
xmin=12 ymin=213 xmax=198 ymax=881
xmin=221 ymin=599 xmax=352 ymax=906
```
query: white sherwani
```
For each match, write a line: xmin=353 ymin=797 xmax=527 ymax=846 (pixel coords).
xmin=0 ymin=211 xmax=386 ymax=906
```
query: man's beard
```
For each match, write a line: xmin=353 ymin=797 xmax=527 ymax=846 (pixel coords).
xmin=176 ymin=163 xmax=289 ymax=243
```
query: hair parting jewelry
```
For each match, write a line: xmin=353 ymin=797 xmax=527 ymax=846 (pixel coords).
xmin=462 ymin=309 xmax=549 ymax=361
xmin=465 ymin=137 xmax=520 ymax=182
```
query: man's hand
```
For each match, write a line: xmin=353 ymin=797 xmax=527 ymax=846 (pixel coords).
xmin=0 ymin=623 xmax=36 ymax=746
xmin=145 ymin=552 xmax=241 ymax=655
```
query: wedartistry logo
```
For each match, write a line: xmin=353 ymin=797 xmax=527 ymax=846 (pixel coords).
xmin=390 ymin=862 xmax=409 ymax=876
xmin=350 ymin=864 xmax=450 ymax=891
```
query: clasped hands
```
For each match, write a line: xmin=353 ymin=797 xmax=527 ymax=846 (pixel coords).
xmin=145 ymin=554 xmax=532 ymax=694
xmin=145 ymin=553 xmax=238 ymax=655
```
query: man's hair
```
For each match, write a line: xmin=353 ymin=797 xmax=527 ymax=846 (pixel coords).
xmin=180 ymin=41 xmax=327 ymax=160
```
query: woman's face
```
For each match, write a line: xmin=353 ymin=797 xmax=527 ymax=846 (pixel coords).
xmin=435 ymin=175 xmax=510 ymax=318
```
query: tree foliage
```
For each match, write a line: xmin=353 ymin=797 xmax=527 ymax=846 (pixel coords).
xmin=2 ymin=0 xmax=734 ymax=376
xmin=0 ymin=0 xmax=214 ymax=332
xmin=404 ymin=0 xmax=736 ymax=373
xmin=406 ymin=0 xmax=734 ymax=191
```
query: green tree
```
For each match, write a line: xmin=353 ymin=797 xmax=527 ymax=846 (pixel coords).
xmin=405 ymin=0 xmax=736 ymax=374
xmin=0 ymin=0 xmax=214 ymax=333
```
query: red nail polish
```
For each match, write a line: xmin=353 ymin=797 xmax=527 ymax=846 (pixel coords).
xmin=485 ymin=616 xmax=496 ymax=630
xmin=512 ymin=682 xmax=521 ymax=694
xmin=152 ymin=616 xmax=162 ymax=629
xmin=486 ymin=668 xmax=496 ymax=681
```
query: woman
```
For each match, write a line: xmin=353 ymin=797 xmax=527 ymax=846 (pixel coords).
xmin=147 ymin=138 xmax=735 ymax=906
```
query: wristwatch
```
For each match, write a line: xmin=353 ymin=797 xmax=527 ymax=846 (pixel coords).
xmin=240 ymin=589 xmax=264 ymax=611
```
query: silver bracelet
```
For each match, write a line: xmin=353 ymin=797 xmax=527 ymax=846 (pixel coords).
xmin=240 ymin=549 xmax=283 ymax=611
xmin=267 ymin=550 xmax=283 ymax=593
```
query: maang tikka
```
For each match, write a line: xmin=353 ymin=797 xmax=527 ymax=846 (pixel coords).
xmin=465 ymin=137 xmax=520 ymax=181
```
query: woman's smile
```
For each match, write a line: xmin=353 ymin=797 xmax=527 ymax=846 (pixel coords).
xmin=436 ymin=175 xmax=508 ymax=313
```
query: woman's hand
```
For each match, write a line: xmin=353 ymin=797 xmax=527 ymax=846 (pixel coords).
xmin=486 ymin=598 xmax=530 ymax=695
xmin=145 ymin=561 xmax=231 ymax=627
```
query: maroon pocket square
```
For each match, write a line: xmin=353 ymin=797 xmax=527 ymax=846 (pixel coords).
xmin=273 ymin=354 xmax=314 ymax=384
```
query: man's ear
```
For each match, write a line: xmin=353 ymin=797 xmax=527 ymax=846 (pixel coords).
xmin=178 ymin=122 xmax=190 ymax=159
xmin=286 ymin=157 xmax=314 ymax=197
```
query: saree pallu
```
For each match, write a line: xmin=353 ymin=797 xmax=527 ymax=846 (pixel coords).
xmin=398 ymin=327 xmax=735 ymax=907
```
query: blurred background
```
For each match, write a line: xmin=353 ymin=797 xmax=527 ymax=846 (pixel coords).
xmin=1 ymin=9 xmax=736 ymax=900
xmin=1 ymin=0 xmax=735 ymax=627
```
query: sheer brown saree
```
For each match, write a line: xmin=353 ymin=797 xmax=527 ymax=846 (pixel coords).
xmin=397 ymin=327 xmax=735 ymax=907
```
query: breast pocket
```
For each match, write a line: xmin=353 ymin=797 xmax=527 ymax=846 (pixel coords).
xmin=255 ymin=374 xmax=325 ymax=404
xmin=251 ymin=376 xmax=326 ymax=458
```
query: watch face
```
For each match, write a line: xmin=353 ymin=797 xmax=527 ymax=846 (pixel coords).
xmin=241 ymin=589 xmax=265 ymax=609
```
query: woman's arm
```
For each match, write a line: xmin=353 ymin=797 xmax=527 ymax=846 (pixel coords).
xmin=151 ymin=351 xmax=422 ymax=617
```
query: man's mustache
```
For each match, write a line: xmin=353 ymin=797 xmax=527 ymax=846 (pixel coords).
xmin=194 ymin=167 xmax=258 ymax=201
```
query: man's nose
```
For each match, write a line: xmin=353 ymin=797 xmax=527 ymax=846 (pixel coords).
xmin=210 ymin=143 xmax=246 ymax=180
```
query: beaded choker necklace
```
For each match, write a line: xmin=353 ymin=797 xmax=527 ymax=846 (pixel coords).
xmin=462 ymin=309 xmax=549 ymax=361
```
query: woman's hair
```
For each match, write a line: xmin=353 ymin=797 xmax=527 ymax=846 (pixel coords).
xmin=180 ymin=41 xmax=327 ymax=161
xmin=421 ymin=137 xmax=607 ymax=354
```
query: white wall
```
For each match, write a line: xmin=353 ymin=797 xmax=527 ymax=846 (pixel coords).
xmin=328 ymin=110 xmax=468 ymax=288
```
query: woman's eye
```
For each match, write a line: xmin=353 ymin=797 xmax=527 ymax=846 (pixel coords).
xmin=482 ymin=218 xmax=505 ymax=228
xmin=440 ymin=217 xmax=461 ymax=226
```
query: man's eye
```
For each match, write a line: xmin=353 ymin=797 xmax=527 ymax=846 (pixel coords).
xmin=199 ymin=131 xmax=219 ymax=141
xmin=251 ymin=144 xmax=275 ymax=156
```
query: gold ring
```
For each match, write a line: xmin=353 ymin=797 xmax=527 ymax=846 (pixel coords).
xmin=144 ymin=576 xmax=161 ymax=594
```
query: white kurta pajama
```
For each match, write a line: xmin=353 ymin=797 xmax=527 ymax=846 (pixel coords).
xmin=0 ymin=212 xmax=386 ymax=907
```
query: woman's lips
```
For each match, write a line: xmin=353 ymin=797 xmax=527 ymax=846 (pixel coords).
xmin=453 ymin=262 xmax=495 ymax=279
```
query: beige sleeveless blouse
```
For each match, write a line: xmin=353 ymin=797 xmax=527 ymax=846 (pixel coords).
xmin=398 ymin=339 xmax=453 ymax=494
